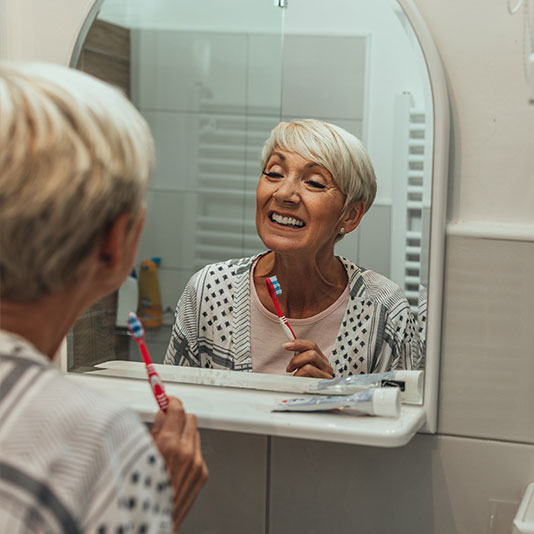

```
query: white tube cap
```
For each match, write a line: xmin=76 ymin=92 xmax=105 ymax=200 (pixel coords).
xmin=394 ymin=370 xmax=424 ymax=404
xmin=372 ymin=388 xmax=401 ymax=417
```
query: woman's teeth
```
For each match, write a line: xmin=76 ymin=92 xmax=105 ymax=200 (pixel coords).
xmin=270 ymin=213 xmax=305 ymax=228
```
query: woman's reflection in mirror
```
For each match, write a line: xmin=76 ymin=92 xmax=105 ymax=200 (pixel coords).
xmin=165 ymin=119 xmax=423 ymax=377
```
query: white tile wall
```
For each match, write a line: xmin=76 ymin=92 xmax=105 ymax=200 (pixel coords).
xmin=281 ymin=35 xmax=367 ymax=120
xmin=157 ymin=268 xmax=195 ymax=312
xmin=142 ymin=111 xmax=199 ymax=191
xmin=356 ymin=204 xmax=392 ymax=279
xmin=334 ymin=205 xmax=392 ymax=279
xmin=334 ymin=225 xmax=361 ymax=266
xmin=247 ymin=34 xmax=283 ymax=114
xmin=134 ymin=30 xmax=248 ymax=112
xmin=136 ymin=190 xmax=196 ymax=271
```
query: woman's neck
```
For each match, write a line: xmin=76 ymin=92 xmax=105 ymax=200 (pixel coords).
xmin=0 ymin=286 xmax=92 ymax=360
xmin=254 ymin=250 xmax=348 ymax=318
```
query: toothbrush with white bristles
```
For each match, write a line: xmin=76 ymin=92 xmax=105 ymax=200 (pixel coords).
xmin=265 ymin=275 xmax=296 ymax=340
xmin=127 ymin=312 xmax=169 ymax=413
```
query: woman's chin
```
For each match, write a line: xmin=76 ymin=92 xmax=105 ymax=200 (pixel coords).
xmin=260 ymin=236 xmax=311 ymax=256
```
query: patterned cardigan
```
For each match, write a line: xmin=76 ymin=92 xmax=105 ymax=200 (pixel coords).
xmin=164 ymin=254 xmax=422 ymax=376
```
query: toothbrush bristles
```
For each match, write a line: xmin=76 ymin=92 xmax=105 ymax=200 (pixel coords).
xmin=127 ymin=312 xmax=145 ymax=339
xmin=268 ymin=275 xmax=282 ymax=296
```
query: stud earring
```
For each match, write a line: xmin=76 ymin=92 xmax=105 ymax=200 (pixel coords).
xmin=339 ymin=227 xmax=345 ymax=235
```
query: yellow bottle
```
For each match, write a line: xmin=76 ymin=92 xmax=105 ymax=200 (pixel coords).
xmin=137 ymin=259 xmax=163 ymax=329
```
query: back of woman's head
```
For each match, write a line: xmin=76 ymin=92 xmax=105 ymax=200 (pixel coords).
xmin=261 ymin=119 xmax=377 ymax=215
xmin=0 ymin=62 xmax=154 ymax=301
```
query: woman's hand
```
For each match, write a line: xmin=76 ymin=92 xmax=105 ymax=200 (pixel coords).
xmin=151 ymin=397 xmax=208 ymax=533
xmin=283 ymin=339 xmax=334 ymax=378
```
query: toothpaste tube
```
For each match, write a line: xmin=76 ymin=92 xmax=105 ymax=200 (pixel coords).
xmin=273 ymin=388 xmax=400 ymax=417
xmin=307 ymin=370 xmax=424 ymax=405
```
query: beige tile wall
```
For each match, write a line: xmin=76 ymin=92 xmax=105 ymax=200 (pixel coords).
xmin=268 ymin=434 xmax=534 ymax=534
xmin=438 ymin=236 xmax=534 ymax=443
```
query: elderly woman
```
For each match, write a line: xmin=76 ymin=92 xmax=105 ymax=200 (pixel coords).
xmin=165 ymin=119 xmax=417 ymax=378
xmin=0 ymin=62 xmax=206 ymax=533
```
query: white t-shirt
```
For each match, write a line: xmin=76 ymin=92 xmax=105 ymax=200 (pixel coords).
xmin=0 ymin=330 xmax=174 ymax=534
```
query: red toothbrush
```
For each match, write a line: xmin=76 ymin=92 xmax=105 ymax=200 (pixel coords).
xmin=127 ymin=312 xmax=169 ymax=413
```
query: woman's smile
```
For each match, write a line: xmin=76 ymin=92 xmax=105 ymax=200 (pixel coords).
xmin=269 ymin=211 xmax=306 ymax=229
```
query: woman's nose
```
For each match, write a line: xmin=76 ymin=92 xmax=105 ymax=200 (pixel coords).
xmin=273 ymin=176 xmax=300 ymax=203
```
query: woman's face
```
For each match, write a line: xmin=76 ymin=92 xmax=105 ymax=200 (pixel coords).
xmin=256 ymin=148 xmax=346 ymax=258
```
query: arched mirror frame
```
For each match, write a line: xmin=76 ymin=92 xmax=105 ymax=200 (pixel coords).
xmin=397 ymin=0 xmax=449 ymax=433
xmin=64 ymin=0 xmax=449 ymax=434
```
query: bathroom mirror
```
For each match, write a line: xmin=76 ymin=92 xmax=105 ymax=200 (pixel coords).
xmin=67 ymin=0 xmax=448 ymax=428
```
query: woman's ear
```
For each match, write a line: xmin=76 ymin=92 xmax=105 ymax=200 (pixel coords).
xmin=341 ymin=201 xmax=366 ymax=235
xmin=80 ymin=208 xmax=145 ymax=300
xmin=96 ymin=206 xmax=145 ymax=280
xmin=98 ymin=213 xmax=133 ymax=272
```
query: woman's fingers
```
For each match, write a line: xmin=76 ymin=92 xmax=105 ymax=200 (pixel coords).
xmin=284 ymin=339 xmax=333 ymax=377
xmin=293 ymin=363 xmax=333 ymax=379
xmin=283 ymin=339 xmax=328 ymax=360
xmin=151 ymin=397 xmax=208 ymax=533
xmin=152 ymin=397 xmax=186 ymax=439
xmin=151 ymin=397 xmax=186 ymax=438
xmin=287 ymin=353 xmax=334 ymax=377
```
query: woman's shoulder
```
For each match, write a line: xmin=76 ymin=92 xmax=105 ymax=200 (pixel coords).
xmin=49 ymin=372 xmax=144 ymax=433
xmin=1 ymin=361 xmax=149 ymax=467
xmin=338 ymin=256 xmax=409 ymax=309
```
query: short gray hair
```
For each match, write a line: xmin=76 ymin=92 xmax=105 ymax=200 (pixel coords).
xmin=261 ymin=119 xmax=377 ymax=214
xmin=0 ymin=62 xmax=154 ymax=301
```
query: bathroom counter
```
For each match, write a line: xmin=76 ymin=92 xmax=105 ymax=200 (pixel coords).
xmin=66 ymin=362 xmax=426 ymax=447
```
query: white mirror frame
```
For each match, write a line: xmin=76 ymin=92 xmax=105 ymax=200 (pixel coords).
xmin=398 ymin=0 xmax=449 ymax=433
xmin=0 ymin=0 xmax=449 ymax=443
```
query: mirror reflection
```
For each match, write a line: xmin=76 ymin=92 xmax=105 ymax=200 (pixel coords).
xmin=69 ymin=0 xmax=431 ymax=381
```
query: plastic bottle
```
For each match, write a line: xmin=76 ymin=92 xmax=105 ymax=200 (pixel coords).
xmin=137 ymin=258 xmax=163 ymax=328
xmin=116 ymin=268 xmax=139 ymax=328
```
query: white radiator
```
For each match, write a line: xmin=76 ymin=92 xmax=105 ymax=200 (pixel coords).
xmin=193 ymin=112 xmax=275 ymax=270
xmin=391 ymin=92 xmax=430 ymax=313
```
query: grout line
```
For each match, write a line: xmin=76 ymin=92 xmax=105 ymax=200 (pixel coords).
xmin=446 ymin=222 xmax=534 ymax=242
xmin=430 ymin=432 xmax=534 ymax=448
xmin=139 ymin=107 xmax=364 ymax=124
xmin=265 ymin=436 xmax=271 ymax=534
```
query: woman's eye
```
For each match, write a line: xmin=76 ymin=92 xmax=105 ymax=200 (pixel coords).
xmin=306 ymin=180 xmax=326 ymax=190
xmin=263 ymin=171 xmax=283 ymax=179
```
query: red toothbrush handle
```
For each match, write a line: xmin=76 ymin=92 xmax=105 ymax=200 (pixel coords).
xmin=146 ymin=363 xmax=169 ymax=413
xmin=138 ymin=339 xmax=152 ymax=366
xmin=266 ymin=278 xmax=296 ymax=340
xmin=280 ymin=315 xmax=297 ymax=339
xmin=139 ymin=339 xmax=169 ymax=413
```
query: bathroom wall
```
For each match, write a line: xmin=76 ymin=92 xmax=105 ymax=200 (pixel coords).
xmin=1 ymin=0 xmax=533 ymax=532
